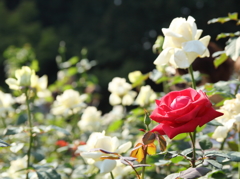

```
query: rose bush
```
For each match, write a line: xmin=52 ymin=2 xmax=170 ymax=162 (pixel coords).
xmin=150 ymin=88 xmax=223 ymax=139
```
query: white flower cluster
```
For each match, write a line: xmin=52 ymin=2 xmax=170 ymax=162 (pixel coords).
xmin=212 ymin=94 xmax=240 ymax=142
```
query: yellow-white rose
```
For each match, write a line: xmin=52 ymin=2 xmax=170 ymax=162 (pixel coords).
xmin=51 ymin=89 xmax=87 ymax=116
xmin=78 ymin=106 xmax=102 ymax=132
xmin=79 ymin=131 xmax=132 ymax=174
xmin=108 ymin=77 xmax=137 ymax=106
xmin=5 ymin=66 xmax=36 ymax=90
xmin=128 ymin=71 xmax=142 ymax=84
xmin=135 ymin=85 xmax=157 ymax=107
xmin=212 ymin=94 xmax=240 ymax=142
xmin=154 ymin=16 xmax=210 ymax=69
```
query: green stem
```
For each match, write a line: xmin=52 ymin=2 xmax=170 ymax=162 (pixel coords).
xmin=1 ymin=117 xmax=6 ymax=128
xmin=189 ymin=132 xmax=196 ymax=167
xmin=123 ymin=159 xmax=141 ymax=179
xmin=25 ymin=91 xmax=33 ymax=179
xmin=238 ymin=132 xmax=240 ymax=179
xmin=188 ymin=65 xmax=197 ymax=168
xmin=110 ymin=171 xmax=114 ymax=179
xmin=141 ymin=147 xmax=148 ymax=179
xmin=235 ymin=84 xmax=240 ymax=95
xmin=188 ymin=65 xmax=196 ymax=90
xmin=219 ymin=137 xmax=227 ymax=150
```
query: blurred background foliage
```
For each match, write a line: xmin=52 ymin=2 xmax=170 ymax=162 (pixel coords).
xmin=0 ymin=0 xmax=239 ymax=112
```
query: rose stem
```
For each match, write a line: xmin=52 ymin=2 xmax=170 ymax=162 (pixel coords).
xmin=189 ymin=132 xmax=196 ymax=167
xmin=123 ymin=159 xmax=141 ymax=179
xmin=110 ymin=171 xmax=114 ymax=179
xmin=188 ymin=65 xmax=196 ymax=90
xmin=238 ymin=132 xmax=240 ymax=179
xmin=141 ymin=147 xmax=148 ymax=179
xmin=219 ymin=137 xmax=227 ymax=150
xmin=188 ymin=65 xmax=197 ymax=167
xmin=25 ymin=90 xmax=34 ymax=179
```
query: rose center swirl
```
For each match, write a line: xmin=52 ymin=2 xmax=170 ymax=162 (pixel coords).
xmin=170 ymin=96 xmax=191 ymax=109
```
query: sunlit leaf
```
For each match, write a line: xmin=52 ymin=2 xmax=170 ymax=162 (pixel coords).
xmin=0 ymin=139 xmax=10 ymax=147
xmin=131 ymin=73 xmax=149 ymax=88
xmin=155 ymin=132 xmax=167 ymax=152
xmin=213 ymin=53 xmax=228 ymax=68
xmin=206 ymin=159 xmax=222 ymax=169
xmin=147 ymin=143 xmax=156 ymax=155
xmin=228 ymin=12 xmax=238 ymax=20
xmin=142 ymin=131 xmax=156 ymax=145
xmin=155 ymin=159 xmax=171 ymax=166
xmin=227 ymin=141 xmax=238 ymax=151
xmin=172 ymin=133 xmax=187 ymax=140
xmin=130 ymin=143 xmax=144 ymax=163
xmin=178 ymin=167 xmax=211 ymax=179
xmin=199 ymin=135 xmax=213 ymax=150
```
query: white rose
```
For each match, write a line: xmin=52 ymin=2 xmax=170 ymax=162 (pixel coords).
xmin=78 ymin=106 xmax=102 ymax=132
xmin=108 ymin=77 xmax=136 ymax=106
xmin=80 ymin=131 xmax=132 ymax=174
xmin=135 ymin=85 xmax=157 ymax=107
xmin=6 ymin=66 xmax=36 ymax=90
xmin=154 ymin=16 xmax=210 ymax=69
xmin=51 ymin=89 xmax=87 ymax=116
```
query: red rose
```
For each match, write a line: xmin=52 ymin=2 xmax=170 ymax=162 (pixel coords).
xmin=150 ymin=88 xmax=223 ymax=139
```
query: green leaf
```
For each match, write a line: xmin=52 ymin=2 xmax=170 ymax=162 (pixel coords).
xmin=164 ymin=173 xmax=180 ymax=179
xmin=155 ymin=159 xmax=171 ymax=166
xmin=156 ymin=76 xmax=169 ymax=84
xmin=50 ymin=125 xmax=71 ymax=135
xmin=216 ymin=32 xmax=240 ymax=40
xmin=36 ymin=168 xmax=61 ymax=179
xmin=213 ymin=53 xmax=228 ymax=68
xmin=4 ymin=127 xmax=23 ymax=136
xmin=68 ymin=56 xmax=79 ymax=65
xmin=107 ymin=119 xmax=123 ymax=132
xmin=205 ymin=150 xmax=230 ymax=159
xmin=207 ymin=120 xmax=223 ymax=126
xmin=10 ymin=143 xmax=24 ymax=153
xmin=172 ymin=133 xmax=187 ymax=140
xmin=227 ymin=151 xmax=240 ymax=162
xmin=227 ymin=141 xmax=238 ymax=151
xmin=0 ymin=139 xmax=10 ymax=147
xmin=206 ymin=159 xmax=222 ymax=169
xmin=67 ymin=67 xmax=78 ymax=76
xmin=199 ymin=135 xmax=213 ymax=150
xmin=178 ymin=167 xmax=211 ymax=179
xmin=16 ymin=113 xmax=28 ymax=125
xmin=170 ymin=156 xmax=184 ymax=164
xmin=131 ymin=73 xmax=149 ymax=88
xmin=164 ymin=151 xmax=178 ymax=160
xmin=228 ymin=12 xmax=238 ymax=20
xmin=181 ymin=148 xmax=193 ymax=157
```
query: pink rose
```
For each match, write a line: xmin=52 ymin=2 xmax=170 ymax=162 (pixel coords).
xmin=150 ymin=88 xmax=223 ymax=139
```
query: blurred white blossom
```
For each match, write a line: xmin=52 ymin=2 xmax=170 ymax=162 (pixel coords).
xmin=31 ymin=75 xmax=51 ymax=98
xmin=212 ymin=94 xmax=240 ymax=142
xmin=154 ymin=16 xmax=210 ymax=69
xmin=128 ymin=71 xmax=142 ymax=84
xmin=5 ymin=66 xmax=36 ymax=90
xmin=135 ymin=85 xmax=157 ymax=107
xmin=0 ymin=90 xmax=15 ymax=117
xmin=79 ymin=131 xmax=132 ymax=174
xmin=108 ymin=77 xmax=137 ymax=106
xmin=3 ymin=156 xmax=28 ymax=178
xmin=78 ymin=106 xmax=102 ymax=132
xmin=51 ymin=89 xmax=87 ymax=116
